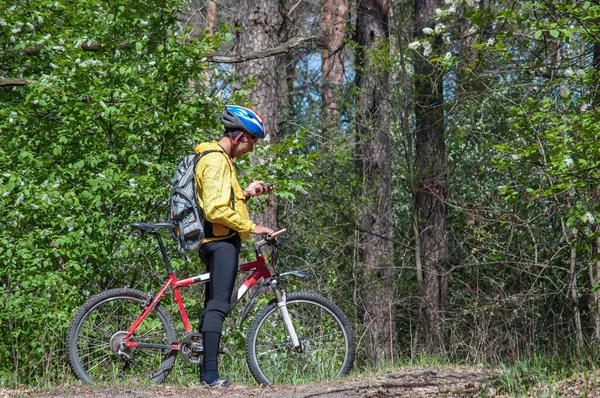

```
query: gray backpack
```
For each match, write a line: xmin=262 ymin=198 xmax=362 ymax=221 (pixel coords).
xmin=167 ymin=149 xmax=233 ymax=253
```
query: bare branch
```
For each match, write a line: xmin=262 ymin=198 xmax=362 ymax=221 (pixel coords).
xmin=0 ymin=36 xmax=318 ymax=86
xmin=205 ymin=35 xmax=318 ymax=63
xmin=0 ymin=78 xmax=36 ymax=87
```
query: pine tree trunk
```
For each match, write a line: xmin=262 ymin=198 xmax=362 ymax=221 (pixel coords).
xmin=413 ymin=0 xmax=449 ymax=352
xmin=235 ymin=0 xmax=282 ymax=230
xmin=322 ymin=0 xmax=348 ymax=127
xmin=206 ymin=0 xmax=217 ymax=35
xmin=355 ymin=0 xmax=395 ymax=365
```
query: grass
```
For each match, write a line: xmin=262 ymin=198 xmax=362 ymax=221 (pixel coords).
xmin=491 ymin=350 xmax=600 ymax=397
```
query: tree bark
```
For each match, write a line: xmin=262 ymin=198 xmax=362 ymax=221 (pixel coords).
xmin=235 ymin=0 xmax=283 ymax=230
xmin=568 ymin=227 xmax=584 ymax=348
xmin=355 ymin=0 xmax=395 ymax=365
xmin=413 ymin=0 xmax=449 ymax=352
xmin=321 ymin=0 xmax=348 ymax=127
xmin=206 ymin=0 xmax=218 ymax=35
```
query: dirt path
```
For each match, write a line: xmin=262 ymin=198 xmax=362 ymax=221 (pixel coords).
xmin=2 ymin=366 xmax=494 ymax=398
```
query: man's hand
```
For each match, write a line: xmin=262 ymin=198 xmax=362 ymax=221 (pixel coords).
xmin=253 ymin=225 xmax=275 ymax=235
xmin=244 ymin=181 xmax=275 ymax=198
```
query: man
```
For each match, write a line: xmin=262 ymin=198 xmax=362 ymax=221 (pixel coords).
xmin=194 ymin=105 xmax=274 ymax=387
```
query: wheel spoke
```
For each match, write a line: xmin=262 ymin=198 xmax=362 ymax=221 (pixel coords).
xmin=247 ymin=293 xmax=354 ymax=385
xmin=67 ymin=289 xmax=176 ymax=384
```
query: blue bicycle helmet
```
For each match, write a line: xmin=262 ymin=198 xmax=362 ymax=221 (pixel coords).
xmin=222 ymin=105 xmax=266 ymax=138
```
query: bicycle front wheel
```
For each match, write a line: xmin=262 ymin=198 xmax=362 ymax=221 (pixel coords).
xmin=246 ymin=292 xmax=354 ymax=385
xmin=67 ymin=288 xmax=177 ymax=383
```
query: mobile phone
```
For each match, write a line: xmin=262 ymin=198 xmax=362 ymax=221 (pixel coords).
xmin=255 ymin=183 xmax=274 ymax=192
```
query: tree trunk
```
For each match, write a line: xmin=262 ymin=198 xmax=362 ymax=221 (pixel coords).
xmin=591 ymin=226 xmax=600 ymax=342
xmin=321 ymin=0 xmax=348 ymax=127
xmin=235 ymin=0 xmax=282 ymax=230
xmin=206 ymin=0 xmax=217 ymax=35
xmin=355 ymin=0 xmax=395 ymax=365
xmin=568 ymin=227 xmax=584 ymax=348
xmin=413 ymin=0 xmax=449 ymax=352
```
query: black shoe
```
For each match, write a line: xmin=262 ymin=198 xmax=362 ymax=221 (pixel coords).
xmin=202 ymin=378 xmax=229 ymax=388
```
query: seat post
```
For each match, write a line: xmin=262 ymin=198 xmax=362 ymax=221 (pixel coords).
xmin=154 ymin=232 xmax=173 ymax=274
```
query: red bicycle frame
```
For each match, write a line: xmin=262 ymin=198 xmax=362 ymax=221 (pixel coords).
xmin=123 ymin=247 xmax=272 ymax=350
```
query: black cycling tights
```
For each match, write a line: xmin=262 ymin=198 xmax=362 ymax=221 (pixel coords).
xmin=198 ymin=234 xmax=240 ymax=380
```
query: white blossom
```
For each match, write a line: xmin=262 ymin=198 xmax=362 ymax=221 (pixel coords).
xmin=564 ymin=156 xmax=574 ymax=167
xmin=422 ymin=41 xmax=432 ymax=57
xmin=11 ymin=27 xmax=21 ymax=34
xmin=448 ymin=6 xmax=456 ymax=14
xmin=422 ymin=27 xmax=433 ymax=35
xmin=149 ymin=60 xmax=156 ymax=66
xmin=10 ymin=36 xmax=16 ymax=43
xmin=435 ymin=8 xmax=443 ymax=16
xmin=576 ymin=69 xmax=585 ymax=78
xmin=487 ymin=38 xmax=495 ymax=46
xmin=38 ymin=16 xmax=44 ymax=23
xmin=435 ymin=24 xmax=446 ymax=34
xmin=139 ymin=20 xmax=149 ymax=26
xmin=585 ymin=212 xmax=595 ymax=224
xmin=15 ymin=193 xmax=24 ymax=206
xmin=129 ymin=178 xmax=137 ymax=188
xmin=581 ymin=103 xmax=589 ymax=112
xmin=563 ymin=68 xmax=574 ymax=78
xmin=26 ymin=22 xmax=34 ymax=30
xmin=8 ymin=5 xmax=16 ymax=12
xmin=0 ymin=19 xmax=6 ymax=27
xmin=98 ymin=173 xmax=106 ymax=179
xmin=408 ymin=41 xmax=421 ymax=50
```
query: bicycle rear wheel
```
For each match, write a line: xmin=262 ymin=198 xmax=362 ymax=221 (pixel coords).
xmin=246 ymin=292 xmax=354 ymax=385
xmin=67 ymin=288 xmax=177 ymax=383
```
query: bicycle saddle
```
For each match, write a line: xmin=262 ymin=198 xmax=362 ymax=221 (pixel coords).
xmin=131 ymin=222 xmax=174 ymax=233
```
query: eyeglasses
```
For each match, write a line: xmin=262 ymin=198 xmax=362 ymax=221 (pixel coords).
xmin=246 ymin=134 xmax=260 ymax=142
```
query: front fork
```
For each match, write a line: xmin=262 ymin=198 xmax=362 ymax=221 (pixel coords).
xmin=271 ymin=280 xmax=303 ymax=353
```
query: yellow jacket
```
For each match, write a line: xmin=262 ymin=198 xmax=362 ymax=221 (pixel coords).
xmin=194 ymin=141 xmax=255 ymax=242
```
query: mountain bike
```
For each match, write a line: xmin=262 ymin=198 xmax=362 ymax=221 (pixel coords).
xmin=66 ymin=222 xmax=355 ymax=385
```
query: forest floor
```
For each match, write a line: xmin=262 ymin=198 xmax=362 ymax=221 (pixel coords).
xmin=0 ymin=366 xmax=493 ymax=398
xmin=3 ymin=365 xmax=599 ymax=397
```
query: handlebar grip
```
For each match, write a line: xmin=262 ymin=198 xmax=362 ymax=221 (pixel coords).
xmin=267 ymin=228 xmax=287 ymax=240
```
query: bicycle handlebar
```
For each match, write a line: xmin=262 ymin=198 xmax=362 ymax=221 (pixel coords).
xmin=266 ymin=228 xmax=287 ymax=241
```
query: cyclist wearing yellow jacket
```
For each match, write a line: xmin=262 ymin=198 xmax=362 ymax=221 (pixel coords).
xmin=194 ymin=105 xmax=274 ymax=387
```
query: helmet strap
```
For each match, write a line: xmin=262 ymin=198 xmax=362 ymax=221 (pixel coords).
xmin=227 ymin=131 xmax=244 ymax=160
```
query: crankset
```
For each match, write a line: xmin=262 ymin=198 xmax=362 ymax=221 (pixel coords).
xmin=180 ymin=332 xmax=204 ymax=365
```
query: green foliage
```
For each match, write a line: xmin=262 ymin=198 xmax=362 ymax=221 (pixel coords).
xmin=0 ymin=0 xmax=314 ymax=386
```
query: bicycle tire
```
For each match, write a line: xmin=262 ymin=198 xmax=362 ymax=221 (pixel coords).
xmin=245 ymin=292 xmax=355 ymax=385
xmin=67 ymin=288 xmax=178 ymax=383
